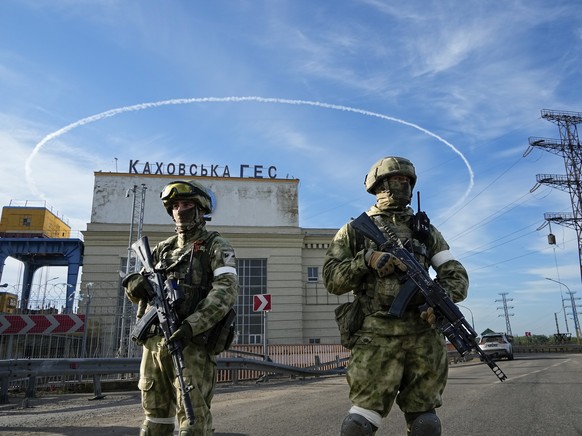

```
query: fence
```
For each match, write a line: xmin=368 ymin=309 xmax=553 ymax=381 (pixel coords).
xmin=219 ymin=344 xmax=349 ymax=382
xmin=0 ymin=304 xmax=141 ymax=360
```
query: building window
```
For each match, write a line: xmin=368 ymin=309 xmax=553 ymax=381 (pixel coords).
xmin=22 ymin=217 xmax=31 ymax=227
xmin=307 ymin=266 xmax=318 ymax=282
xmin=236 ymin=258 xmax=267 ymax=345
xmin=248 ymin=334 xmax=263 ymax=345
xmin=309 ymin=338 xmax=320 ymax=344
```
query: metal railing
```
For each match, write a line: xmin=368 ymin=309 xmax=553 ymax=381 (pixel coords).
xmin=0 ymin=344 xmax=349 ymax=404
xmin=513 ymin=344 xmax=582 ymax=353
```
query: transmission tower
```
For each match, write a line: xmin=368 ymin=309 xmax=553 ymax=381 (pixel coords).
xmin=564 ymin=290 xmax=581 ymax=341
xmin=528 ymin=109 xmax=582 ymax=274
xmin=527 ymin=109 xmax=582 ymax=341
xmin=496 ymin=292 xmax=514 ymax=336
xmin=118 ymin=184 xmax=147 ymax=358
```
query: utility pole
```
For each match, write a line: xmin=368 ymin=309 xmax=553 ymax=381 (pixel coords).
xmin=546 ymin=277 xmax=580 ymax=340
xmin=496 ymin=292 xmax=514 ymax=336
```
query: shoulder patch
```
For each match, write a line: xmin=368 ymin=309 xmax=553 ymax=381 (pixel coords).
xmin=222 ymin=250 xmax=236 ymax=265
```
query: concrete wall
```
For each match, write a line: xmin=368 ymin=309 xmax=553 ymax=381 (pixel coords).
xmin=80 ymin=173 xmax=347 ymax=352
xmin=91 ymin=173 xmax=299 ymax=227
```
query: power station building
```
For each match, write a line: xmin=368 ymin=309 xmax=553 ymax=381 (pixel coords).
xmin=80 ymin=164 xmax=349 ymax=356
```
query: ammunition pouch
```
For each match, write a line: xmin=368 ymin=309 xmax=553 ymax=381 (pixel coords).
xmin=334 ymin=298 xmax=365 ymax=349
xmin=196 ymin=308 xmax=237 ymax=355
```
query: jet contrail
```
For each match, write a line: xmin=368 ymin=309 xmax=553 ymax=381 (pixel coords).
xmin=25 ymin=96 xmax=474 ymax=210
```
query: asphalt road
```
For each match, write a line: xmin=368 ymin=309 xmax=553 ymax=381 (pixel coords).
xmin=0 ymin=353 xmax=581 ymax=435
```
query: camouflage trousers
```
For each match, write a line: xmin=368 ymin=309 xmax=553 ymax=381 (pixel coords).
xmin=138 ymin=335 xmax=216 ymax=435
xmin=347 ymin=328 xmax=448 ymax=417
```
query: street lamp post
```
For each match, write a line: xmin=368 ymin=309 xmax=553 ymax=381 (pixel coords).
xmin=41 ymin=277 xmax=59 ymax=310
xmin=81 ymin=283 xmax=93 ymax=358
xmin=546 ymin=277 xmax=581 ymax=342
xmin=457 ymin=304 xmax=475 ymax=331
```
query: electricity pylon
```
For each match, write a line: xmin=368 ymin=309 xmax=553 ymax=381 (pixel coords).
xmin=527 ymin=109 xmax=582 ymax=340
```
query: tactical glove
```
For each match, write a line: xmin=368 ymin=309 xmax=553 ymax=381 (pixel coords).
xmin=136 ymin=299 xmax=148 ymax=319
xmin=169 ymin=321 xmax=193 ymax=345
xmin=365 ymin=249 xmax=408 ymax=277
xmin=121 ymin=272 xmax=153 ymax=304
xmin=420 ymin=306 xmax=437 ymax=328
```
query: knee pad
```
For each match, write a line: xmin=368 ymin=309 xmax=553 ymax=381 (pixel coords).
xmin=405 ymin=411 xmax=441 ymax=436
xmin=341 ymin=413 xmax=378 ymax=436
xmin=140 ymin=420 xmax=175 ymax=436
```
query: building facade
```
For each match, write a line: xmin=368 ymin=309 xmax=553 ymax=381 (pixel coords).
xmin=80 ymin=171 xmax=350 ymax=357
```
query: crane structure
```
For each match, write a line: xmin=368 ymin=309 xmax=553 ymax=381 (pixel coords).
xmin=528 ymin=109 xmax=582 ymax=340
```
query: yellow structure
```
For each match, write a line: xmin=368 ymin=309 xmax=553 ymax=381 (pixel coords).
xmin=0 ymin=292 xmax=18 ymax=313
xmin=0 ymin=206 xmax=71 ymax=239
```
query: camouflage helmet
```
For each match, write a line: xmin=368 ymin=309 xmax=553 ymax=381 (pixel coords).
xmin=160 ymin=180 xmax=213 ymax=216
xmin=364 ymin=156 xmax=417 ymax=193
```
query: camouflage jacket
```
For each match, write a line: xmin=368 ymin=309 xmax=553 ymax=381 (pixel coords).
xmin=152 ymin=227 xmax=238 ymax=337
xmin=323 ymin=206 xmax=468 ymax=335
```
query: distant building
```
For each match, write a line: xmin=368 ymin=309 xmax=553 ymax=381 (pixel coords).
xmin=0 ymin=203 xmax=82 ymax=312
xmin=0 ymin=291 xmax=17 ymax=313
xmin=0 ymin=203 xmax=71 ymax=239
xmin=80 ymin=169 xmax=348 ymax=357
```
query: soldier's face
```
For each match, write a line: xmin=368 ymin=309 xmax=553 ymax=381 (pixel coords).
xmin=389 ymin=175 xmax=411 ymax=185
xmin=386 ymin=175 xmax=412 ymax=206
xmin=172 ymin=200 xmax=197 ymax=225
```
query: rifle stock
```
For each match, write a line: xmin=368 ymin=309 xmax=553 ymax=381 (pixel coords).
xmin=131 ymin=236 xmax=197 ymax=424
xmin=350 ymin=213 xmax=507 ymax=382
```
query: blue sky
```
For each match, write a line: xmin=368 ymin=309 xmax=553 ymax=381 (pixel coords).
xmin=1 ymin=0 xmax=582 ymax=337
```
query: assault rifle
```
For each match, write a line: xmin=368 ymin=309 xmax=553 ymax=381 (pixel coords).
xmin=131 ymin=236 xmax=197 ymax=424
xmin=350 ymin=212 xmax=507 ymax=382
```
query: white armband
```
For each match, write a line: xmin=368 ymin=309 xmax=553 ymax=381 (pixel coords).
xmin=213 ymin=266 xmax=237 ymax=277
xmin=431 ymin=250 xmax=455 ymax=269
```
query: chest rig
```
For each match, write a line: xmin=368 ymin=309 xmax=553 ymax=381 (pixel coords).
xmin=155 ymin=231 xmax=219 ymax=320
xmin=357 ymin=211 xmax=432 ymax=313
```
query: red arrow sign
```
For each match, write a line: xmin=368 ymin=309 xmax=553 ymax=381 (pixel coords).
xmin=0 ymin=314 xmax=85 ymax=335
xmin=253 ymin=294 xmax=272 ymax=312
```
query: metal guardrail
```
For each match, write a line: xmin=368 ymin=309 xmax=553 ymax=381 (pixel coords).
xmin=513 ymin=344 xmax=582 ymax=353
xmin=0 ymin=357 xmax=140 ymax=403
xmin=0 ymin=355 xmax=347 ymax=404
xmin=0 ymin=358 xmax=138 ymax=379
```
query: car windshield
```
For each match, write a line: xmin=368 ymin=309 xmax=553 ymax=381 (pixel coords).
xmin=481 ymin=336 xmax=505 ymax=343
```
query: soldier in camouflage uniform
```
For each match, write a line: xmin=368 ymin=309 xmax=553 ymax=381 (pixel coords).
xmin=323 ymin=157 xmax=468 ymax=436
xmin=123 ymin=180 xmax=238 ymax=436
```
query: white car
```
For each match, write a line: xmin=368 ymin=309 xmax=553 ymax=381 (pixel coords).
xmin=479 ymin=333 xmax=514 ymax=360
